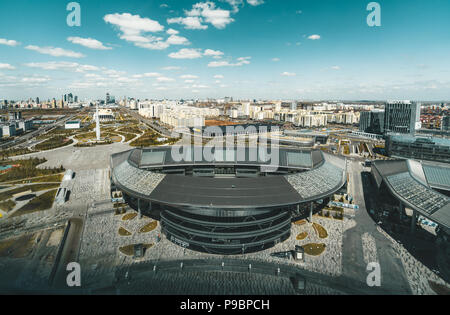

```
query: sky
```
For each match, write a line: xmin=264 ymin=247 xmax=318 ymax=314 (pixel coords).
xmin=0 ymin=0 xmax=450 ymax=101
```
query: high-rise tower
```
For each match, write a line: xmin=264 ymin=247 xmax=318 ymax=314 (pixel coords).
xmin=96 ymin=104 xmax=101 ymax=141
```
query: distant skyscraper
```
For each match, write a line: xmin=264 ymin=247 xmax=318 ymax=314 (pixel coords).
xmin=96 ymin=104 xmax=101 ymax=141
xmin=36 ymin=97 xmax=40 ymax=104
xmin=67 ymin=93 xmax=73 ymax=103
xmin=106 ymin=93 xmax=111 ymax=104
xmin=384 ymin=101 xmax=421 ymax=135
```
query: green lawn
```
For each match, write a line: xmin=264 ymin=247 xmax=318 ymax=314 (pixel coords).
xmin=10 ymin=189 xmax=57 ymax=217
xmin=0 ymin=183 xmax=60 ymax=202
xmin=0 ymin=199 xmax=16 ymax=212
xmin=5 ymin=173 xmax=63 ymax=185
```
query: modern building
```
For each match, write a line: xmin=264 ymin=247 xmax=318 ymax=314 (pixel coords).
xmin=106 ymin=93 xmax=115 ymax=104
xmin=139 ymin=102 xmax=164 ymax=118
xmin=8 ymin=111 xmax=22 ymax=121
xmin=1 ymin=123 xmax=16 ymax=137
xmin=16 ymin=119 xmax=33 ymax=132
xmin=385 ymin=134 xmax=450 ymax=163
xmin=359 ymin=110 xmax=385 ymax=134
xmin=290 ymin=101 xmax=297 ymax=111
xmin=93 ymin=108 xmax=116 ymax=122
xmin=371 ymin=159 xmax=450 ymax=239
xmin=159 ymin=106 xmax=219 ymax=128
xmin=110 ymin=146 xmax=347 ymax=255
xmin=441 ymin=116 xmax=450 ymax=132
xmin=384 ymin=101 xmax=421 ymax=135
xmin=283 ymin=130 xmax=329 ymax=144
xmin=65 ymin=120 xmax=81 ymax=129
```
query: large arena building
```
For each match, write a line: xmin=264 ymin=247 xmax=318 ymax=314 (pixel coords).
xmin=110 ymin=146 xmax=347 ymax=255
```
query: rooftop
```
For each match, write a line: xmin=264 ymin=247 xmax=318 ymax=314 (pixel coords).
xmin=372 ymin=159 xmax=450 ymax=232
xmin=111 ymin=147 xmax=347 ymax=209
xmin=388 ymin=134 xmax=450 ymax=147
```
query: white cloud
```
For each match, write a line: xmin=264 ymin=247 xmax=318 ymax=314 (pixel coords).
xmin=143 ymin=72 xmax=161 ymax=77
xmin=247 ymin=0 xmax=264 ymax=6
xmin=185 ymin=79 xmax=195 ymax=83
xmin=168 ymin=2 xmax=234 ymax=30
xmin=331 ymin=66 xmax=341 ymax=70
xmin=0 ymin=63 xmax=15 ymax=70
xmin=69 ymin=81 xmax=108 ymax=89
xmin=214 ymin=74 xmax=224 ymax=79
xmin=167 ymin=16 xmax=208 ymax=30
xmin=272 ymin=58 xmax=280 ymax=62
xmin=25 ymin=45 xmax=85 ymax=58
xmin=132 ymin=72 xmax=161 ymax=78
xmin=157 ymin=76 xmax=175 ymax=82
xmin=208 ymin=56 xmax=251 ymax=67
xmin=281 ymin=72 xmax=296 ymax=76
xmin=24 ymin=61 xmax=99 ymax=72
xmin=221 ymin=0 xmax=244 ymax=13
xmin=67 ymin=37 xmax=112 ymax=50
xmin=20 ymin=76 xmax=50 ymax=83
xmin=104 ymin=13 xmax=164 ymax=34
xmin=162 ymin=66 xmax=181 ymax=70
xmin=308 ymin=34 xmax=321 ymax=40
xmin=208 ymin=61 xmax=231 ymax=67
xmin=116 ymin=77 xmax=139 ymax=83
xmin=169 ymin=48 xmax=203 ymax=59
xmin=104 ymin=13 xmax=176 ymax=50
xmin=166 ymin=28 xmax=179 ymax=35
xmin=192 ymin=84 xmax=209 ymax=89
xmin=204 ymin=49 xmax=224 ymax=58
xmin=0 ymin=38 xmax=20 ymax=47
xmin=0 ymin=74 xmax=51 ymax=88
xmin=103 ymin=69 xmax=125 ymax=76
xmin=166 ymin=34 xmax=190 ymax=45
xmin=135 ymin=40 xmax=170 ymax=50
xmin=180 ymin=74 xmax=199 ymax=79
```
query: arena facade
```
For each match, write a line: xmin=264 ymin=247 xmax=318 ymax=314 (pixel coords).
xmin=110 ymin=146 xmax=347 ymax=255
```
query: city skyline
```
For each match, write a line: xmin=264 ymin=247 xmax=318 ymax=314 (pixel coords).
xmin=1 ymin=0 xmax=450 ymax=100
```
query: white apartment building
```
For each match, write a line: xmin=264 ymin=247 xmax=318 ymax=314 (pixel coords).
xmin=159 ymin=105 xmax=220 ymax=128
xmin=139 ymin=102 xmax=165 ymax=118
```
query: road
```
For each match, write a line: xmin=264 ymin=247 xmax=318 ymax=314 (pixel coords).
xmin=110 ymin=256 xmax=408 ymax=295
xmin=341 ymin=159 xmax=411 ymax=294
xmin=122 ymin=108 xmax=172 ymax=137
xmin=1 ymin=110 xmax=84 ymax=150
xmin=53 ymin=217 xmax=85 ymax=288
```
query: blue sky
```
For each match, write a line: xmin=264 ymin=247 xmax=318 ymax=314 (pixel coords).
xmin=0 ymin=0 xmax=449 ymax=101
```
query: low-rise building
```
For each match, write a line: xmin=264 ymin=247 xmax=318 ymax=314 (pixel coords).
xmin=386 ymin=134 xmax=450 ymax=163
xmin=65 ymin=120 xmax=81 ymax=129
xmin=1 ymin=123 xmax=16 ymax=137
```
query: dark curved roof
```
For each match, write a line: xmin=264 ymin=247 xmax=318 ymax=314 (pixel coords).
xmin=111 ymin=146 xmax=347 ymax=209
